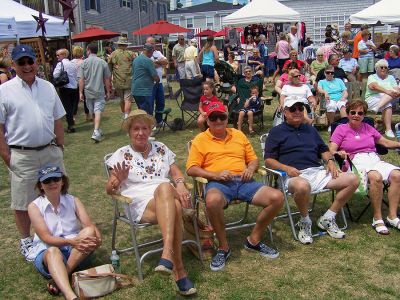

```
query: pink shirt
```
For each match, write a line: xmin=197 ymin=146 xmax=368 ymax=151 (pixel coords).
xmin=279 ymin=73 xmax=307 ymax=86
xmin=276 ymin=40 xmax=290 ymax=59
xmin=330 ymin=123 xmax=381 ymax=158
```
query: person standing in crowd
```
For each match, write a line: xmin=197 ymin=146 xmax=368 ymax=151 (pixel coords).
xmin=172 ymin=35 xmax=187 ymax=80
xmin=0 ymin=45 xmax=66 ymax=260
xmin=352 ymin=24 xmax=369 ymax=60
xmin=53 ymin=48 xmax=78 ymax=133
xmin=108 ymin=36 xmax=135 ymax=120
xmin=71 ymin=46 xmax=89 ymax=121
xmin=146 ymin=36 xmax=168 ymax=127
xmin=258 ymin=34 xmax=269 ymax=78
xmin=357 ymin=29 xmax=376 ymax=81
xmin=132 ymin=43 xmax=160 ymax=119
xmin=199 ymin=35 xmax=219 ymax=82
xmin=79 ymin=43 xmax=112 ymax=143
xmin=184 ymin=38 xmax=201 ymax=79
xmin=272 ymin=32 xmax=291 ymax=83
xmin=288 ymin=25 xmax=299 ymax=53
xmin=223 ymin=38 xmax=231 ymax=62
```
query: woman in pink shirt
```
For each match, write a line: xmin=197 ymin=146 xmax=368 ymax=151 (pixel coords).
xmin=275 ymin=62 xmax=307 ymax=95
xmin=272 ymin=32 xmax=291 ymax=82
xmin=329 ymin=100 xmax=400 ymax=235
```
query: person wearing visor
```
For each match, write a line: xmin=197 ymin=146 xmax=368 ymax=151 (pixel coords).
xmin=0 ymin=44 xmax=66 ymax=260
xmin=264 ymin=96 xmax=358 ymax=244
xmin=28 ymin=165 xmax=101 ymax=299
xmin=186 ymin=102 xmax=284 ymax=272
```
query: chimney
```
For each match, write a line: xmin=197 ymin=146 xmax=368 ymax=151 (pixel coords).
xmin=185 ymin=0 xmax=192 ymax=8
xmin=170 ymin=0 xmax=176 ymax=10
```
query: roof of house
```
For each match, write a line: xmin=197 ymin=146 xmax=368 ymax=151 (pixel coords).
xmin=168 ymin=0 xmax=244 ymax=15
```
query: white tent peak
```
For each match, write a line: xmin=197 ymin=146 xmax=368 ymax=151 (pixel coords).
xmin=222 ymin=0 xmax=300 ymax=27
xmin=350 ymin=0 xmax=400 ymax=25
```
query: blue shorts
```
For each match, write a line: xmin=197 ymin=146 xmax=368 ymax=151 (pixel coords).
xmin=205 ymin=176 xmax=264 ymax=207
xmin=201 ymin=64 xmax=215 ymax=79
xmin=34 ymin=246 xmax=92 ymax=279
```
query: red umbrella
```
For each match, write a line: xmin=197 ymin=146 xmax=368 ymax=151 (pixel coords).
xmin=72 ymin=27 xmax=120 ymax=42
xmin=195 ymin=29 xmax=217 ymax=37
xmin=214 ymin=27 xmax=243 ymax=37
xmin=133 ymin=20 xmax=190 ymax=35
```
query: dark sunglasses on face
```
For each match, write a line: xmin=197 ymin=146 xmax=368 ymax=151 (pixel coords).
xmin=380 ymin=66 xmax=388 ymax=70
xmin=325 ymin=71 xmax=334 ymax=75
xmin=17 ymin=57 xmax=34 ymax=66
xmin=42 ymin=177 xmax=62 ymax=184
xmin=208 ymin=114 xmax=228 ymax=122
xmin=291 ymin=74 xmax=301 ymax=78
xmin=349 ymin=110 xmax=364 ymax=116
xmin=288 ymin=105 xmax=305 ymax=113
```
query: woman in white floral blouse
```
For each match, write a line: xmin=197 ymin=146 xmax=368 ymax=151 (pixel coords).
xmin=105 ymin=109 xmax=196 ymax=296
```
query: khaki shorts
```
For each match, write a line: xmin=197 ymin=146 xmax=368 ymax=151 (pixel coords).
xmin=9 ymin=145 xmax=64 ymax=210
xmin=115 ymin=88 xmax=132 ymax=102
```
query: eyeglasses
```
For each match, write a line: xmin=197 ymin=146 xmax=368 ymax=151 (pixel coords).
xmin=16 ymin=57 xmax=34 ymax=66
xmin=380 ymin=66 xmax=388 ymax=70
xmin=325 ymin=71 xmax=334 ymax=75
xmin=288 ymin=105 xmax=305 ymax=113
xmin=349 ymin=110 xmax=364 ymax=116
xmin=42 ymin=177 xmax=62 ymax=184
xmin=291 ymin=74 xmax=301 ymax=78
xmin=208 ymin=114 xmax=228 ymax=122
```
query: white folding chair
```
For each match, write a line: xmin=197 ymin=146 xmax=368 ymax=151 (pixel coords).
xmin=104 ymin=153 xmax=203 ymax=280
xmin=260 ymin=134 xmax=348 ymax=240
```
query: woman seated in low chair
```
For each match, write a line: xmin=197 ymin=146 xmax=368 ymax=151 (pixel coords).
xmin=105 ymin=109 xmax=197 ymax=296
xmin=237 ymin=85 xmax=261 ymax=135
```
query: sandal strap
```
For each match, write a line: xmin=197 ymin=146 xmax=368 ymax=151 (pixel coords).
xmin=372 ymin=219 xmax=385 ymax=226
xmin=387 ymin=217 xmax=400 ymax=229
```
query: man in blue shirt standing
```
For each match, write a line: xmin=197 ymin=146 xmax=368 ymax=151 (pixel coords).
xmin=132 ymin=43 xmax=160 ymax=117
xmin=264 ymin=96 xmax=358 ymax=245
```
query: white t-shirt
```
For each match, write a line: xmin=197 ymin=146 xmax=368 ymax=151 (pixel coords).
xmin=151 ymin=50 xmax=166 ymax=79
xmin=281 ymin=84 xmax=313 ymax=100
xmin=289 ymin=33 xmax=299 ymax=52
xmin=106 ymin=142 xmax=175 ymax=222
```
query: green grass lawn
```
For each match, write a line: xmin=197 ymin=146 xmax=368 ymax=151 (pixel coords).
xmin=0 ymin=83 xmax=400 ymax=299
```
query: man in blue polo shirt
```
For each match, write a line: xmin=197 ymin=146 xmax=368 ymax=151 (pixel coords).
xmin=264 ymin=96 xmax=358 ymax=244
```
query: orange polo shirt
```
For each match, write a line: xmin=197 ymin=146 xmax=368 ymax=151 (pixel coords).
xmin=186 ymin=128 xmax=258 ymax=175
xmin=352 ymin=32 xmax=362 ymax=59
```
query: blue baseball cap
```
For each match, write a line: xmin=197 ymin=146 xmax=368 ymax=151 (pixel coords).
xmin=38 ymin=165 xmax=62 ymax=182
xmin=12 ymin=44 xmax=36 ymax=61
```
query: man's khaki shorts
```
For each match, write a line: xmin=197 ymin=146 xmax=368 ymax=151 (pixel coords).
xmin=115 ymin=89 xmax=133 ymax=102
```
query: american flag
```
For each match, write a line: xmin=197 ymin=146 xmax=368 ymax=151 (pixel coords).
xmin=188 ymin=28 xmax=201 ymax=49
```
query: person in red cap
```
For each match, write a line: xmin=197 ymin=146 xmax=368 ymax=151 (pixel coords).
xmin=186 ymin=102 xmax=284 ymax=272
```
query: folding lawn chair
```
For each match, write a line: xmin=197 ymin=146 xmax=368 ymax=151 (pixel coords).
xmin=172 ymin=78 xmax=203 ymax=128
xmin=260 ymin=134 xmax=348 ymax=240
xmin=103 ymin=153 xmax=203 ymax=280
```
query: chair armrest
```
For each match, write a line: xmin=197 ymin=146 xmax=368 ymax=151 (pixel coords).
xmin=262 ymin=166 xmax=286 ymax=178
xmin=185 ymin=182 xmax=194 ymax=189
xmin=257 ymin=168 xmax=266 ymax=176
xmin=111 ymin=193 xmax=132 ymax=204
xmin=194 ymin=177 xmax=208 ymax=184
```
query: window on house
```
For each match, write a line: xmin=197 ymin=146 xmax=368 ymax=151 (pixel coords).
xmin=171 ymin=18 xmax=180 ymax=26
xmin=186 ymin=17 xmax=193 ymax=29
xmin=206 ymin=16 xmax=214 ymax=29
xmin=85 ymin=0 xmax=100 ymax=12
xmin=89 ymin=0 xmax=97 ymax=10
xmin=140 ymin=0 xmax=148 ymax=12
xmin=122 ymin=0 xmax=132 ymax=9
xmin=313 ymin=14 xmax=350 ymax=44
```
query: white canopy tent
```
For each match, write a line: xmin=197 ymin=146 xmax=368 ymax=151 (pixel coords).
xmin=0 ymin=0 xmax=69 ymax=39
xmin=222 ymin=0 xmax=300 ymax=27
xmin=0 ymin=17 xmax=18 ymax=41
xmin=349 ymin=0 xmax=400 ymax=25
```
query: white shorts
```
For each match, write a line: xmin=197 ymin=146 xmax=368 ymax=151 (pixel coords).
xmin=352 ymin=152 xmax=399 ymax=182
xmin=185 ymin=60 xmax=201 ymax=79
xmin=326 ymin=100 xmax=347 ymax=113
xmin=366 ymin=93 xmax=392 ymax=113
xmin=285 ymin=166 xmax=332 ymax=193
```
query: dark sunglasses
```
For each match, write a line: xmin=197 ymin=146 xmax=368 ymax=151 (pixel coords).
xmin=42 ymin=177 xmax=62 ymax=184
xmin=349 ymin=110 xmax=364 ymax=116
xmin=208 ymin=114 xmax=228 ymax=122
xmin=17 ymin=57 xmax=34 ymax=66
xmin=380 ymin=66 xmax=388 ymax=70
xmin=288 ymin=105 xmax=305 ymax=113
xmin=325 ymin=71 xmax=334 ymax=75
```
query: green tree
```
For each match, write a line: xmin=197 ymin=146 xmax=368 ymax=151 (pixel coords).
xmin=177 ymin=0 xmax=183 ymax=9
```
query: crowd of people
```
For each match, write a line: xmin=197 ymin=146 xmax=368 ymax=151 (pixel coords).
xmin=0 ymin=20 xmax=399 ymax=299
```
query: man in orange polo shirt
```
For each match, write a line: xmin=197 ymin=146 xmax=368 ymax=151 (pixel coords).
xmin=352 ymin=24 xmax=369 ymax=60
xmin=186 ymin=102 xmax=284 ymax=272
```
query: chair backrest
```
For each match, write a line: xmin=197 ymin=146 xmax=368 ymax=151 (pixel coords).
xmin=179 ymin=78 xmax=203 ymax=111
xmin=104 ymin=153 xmax=113 ymax=178
xmin=330 ymin=117 xmax=388 ymax=155
xmin=259 ymin=133 xmax=269 ymax=154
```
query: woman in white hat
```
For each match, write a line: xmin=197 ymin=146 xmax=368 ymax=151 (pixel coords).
xmin=184 ymin=38 xmax=201 ymax=79
xmin=105 ymin=110 xmax=197 ymax=296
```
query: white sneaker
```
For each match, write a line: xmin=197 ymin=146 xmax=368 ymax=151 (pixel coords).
xmin=385 ymin=130 xmax=395 ymax=139
xmin=91 ymin=130 xmax=102 ymax=143
xmin=317 ymin=216 xmax=346 ymax=239
xmin=296 ymin=220 xmax=313 ymax=244
xmin=20 ymin=237 xmax=34 ymax=261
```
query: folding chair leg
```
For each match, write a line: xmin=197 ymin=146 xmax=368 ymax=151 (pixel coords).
xmin=111 ymin=201 xmax=118 ymax=250
xmin=126 ymin=205 xmax=144 ymax=280
xmin=192 ymin=214 xmax=205 ymax=265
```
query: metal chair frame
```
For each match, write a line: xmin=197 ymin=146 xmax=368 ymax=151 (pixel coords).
xmin=260 ymin=134 xmax=348 ymax=241
xmin=104 ymin=153 xmax=203 ymax=280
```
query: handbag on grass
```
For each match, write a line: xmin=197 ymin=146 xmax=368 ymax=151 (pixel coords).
xmin=53 ymin=61 xmax=69 ymax=87
xmin=71 ymin=264 xmax=136 ymax=299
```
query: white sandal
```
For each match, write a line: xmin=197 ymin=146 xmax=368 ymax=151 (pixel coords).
xmin=386 ymin=217 xmax=400 ymax=230
xmin=372 ymin=219 xmax=390 ymax=235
